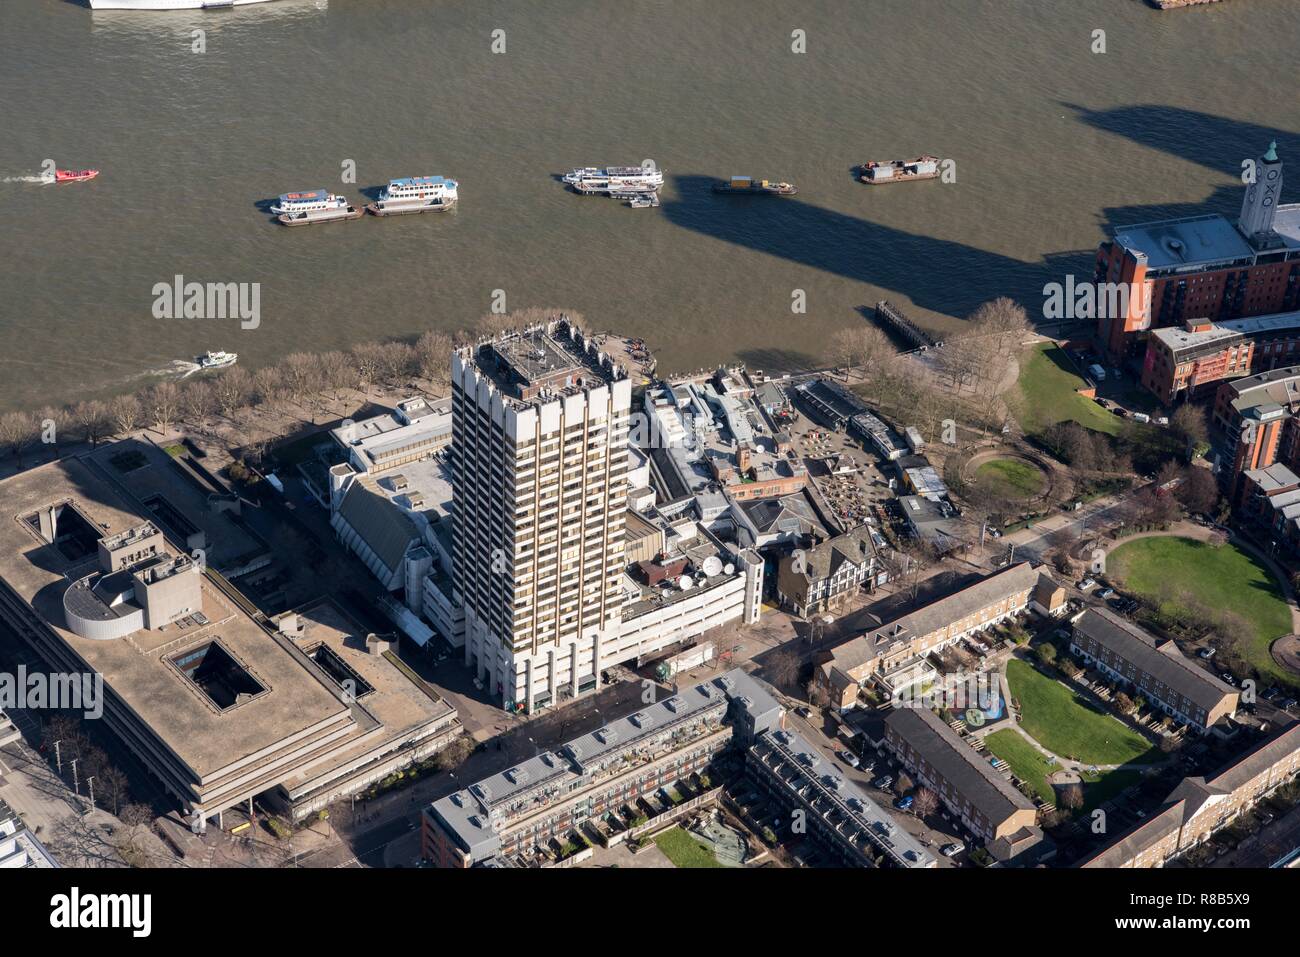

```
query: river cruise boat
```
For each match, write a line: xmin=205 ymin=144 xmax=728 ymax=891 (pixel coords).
xmin=367 ymin=175 xmax=458 ymax=216
xmin=563 ymin=166 xmax=664 ymax=195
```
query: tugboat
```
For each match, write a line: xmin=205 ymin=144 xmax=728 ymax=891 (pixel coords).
xmin=712 ymin=176 xmax=797 ymax=195
xmin=272 ymin=189 xmax=363 ymax=226
xmin=197 ymin=350 xmax=237 ymax=370
xmin=859 ymin=156 xmax=940 ymax=185
xmin=366 ymin=176 xmax=459 ymax=216
xmin=54 ymin=169 xmax=99 ymax=183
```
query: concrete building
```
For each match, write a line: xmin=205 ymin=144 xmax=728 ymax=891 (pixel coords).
xmin=1096 ymin=143 xmax=1300 ymax=362
xmin=817 ymin=563 xmax=1051 ymax=708
xmin=0 ymin=454 xmax=461 ymax=829
xmin=422 ymin=668 xmax=782 ymax=867
xmin=883 ymin=706 xmax=1042 ymax=856
xmin=452 ymin=318 xmax=631 ymax=713
xmin=0 ymin=799 xmax=57 ymax=868
xmin=329 ymin=396 xmax=452 ymax=475
xmin=775 ymin=525 xmax=884 ymax=618
xmin=745 ymin=726 xmax=936 ymax=868
xmin=1070 ymin=608 xmax=1238 ymax=733
xmin=1082 ymin=722 xmax=1300 ymax=868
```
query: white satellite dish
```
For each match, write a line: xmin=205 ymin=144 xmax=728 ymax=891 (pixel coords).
xmin=679 ymin=576 xmax=694 ymax=590
xmin=723 ymin=563 xmax=736 ymax=576
xmin=701 ymin=556 xmax=724 ymax=578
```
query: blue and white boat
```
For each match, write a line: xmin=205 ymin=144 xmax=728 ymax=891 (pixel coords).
xmin=367 ymin=176 xmax=459 ymax=216
xmin=271 ymin=189 xmax=362 ymax=226
xmin=270 ymin=189 xmax=347 ymax=216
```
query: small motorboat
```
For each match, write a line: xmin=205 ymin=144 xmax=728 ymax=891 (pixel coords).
xmin=54 ymin=169 xmax=99 ymax=183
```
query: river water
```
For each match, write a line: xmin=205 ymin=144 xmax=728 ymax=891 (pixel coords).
xmin=2 ymin=0 xmax=1298 ymax=412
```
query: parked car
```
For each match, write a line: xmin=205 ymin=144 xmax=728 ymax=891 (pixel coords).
xmin=837 ymin=750 xmax=860 ymax=769
xmin=895 ymin=795 xmax=914 ymax=811
xmin=1097 ymin=587 xmax=1116 ymax=599
xmin=941 ymin=842 xmax=965 ymax=857
xmin=873 ymin=775 xmax=893 ymax=790
xmin=1078 ymin=578 xmax=1097 ymax=591
xmin=860 ymin=760 xmax=876 ymax=774
xmin=796 ymin=706 xmax=812 ymax=719
xmin=1198 ymin=647 xmax=1216 ymax=660
xmin=1221 ymin=673 xmax=1237 ymax=686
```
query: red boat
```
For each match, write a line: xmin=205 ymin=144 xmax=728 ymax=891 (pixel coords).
xmin=54 ymin=169 xmax=99 ymax=183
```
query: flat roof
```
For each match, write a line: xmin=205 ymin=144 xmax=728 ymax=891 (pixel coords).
xmin=0 ymin=457 xmax=352 ymax=781
xmin=1112 ymin=214 xmax=1256 ymax=270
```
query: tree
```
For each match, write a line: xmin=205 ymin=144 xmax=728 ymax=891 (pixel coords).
xmin=0 ymin=411 xmax=37 ymax=468
xmin=1060 ymin=783 xmax=1084 ymax=811
xmin=180 ymin=381 xmax=215 ymax=429
xmin=350 ymin=342 xmax=386 ymax=394
xmin=146 ymin=381 xmax=181 ymax=436
xmin=913 ymin=786 xmax=939 ymax=819
xmin=108 ymin=393 xmax=141 ymax=437
xmin=97 ymin=765 xmax=130 ymax=815
xmin=1036 ymin=643 xmax=1058 ymax=667
xmin=764 ymin=645 xmax=801 ymax=694
xmin=71 ymin=399 xmax=110 ymax=447
xmin=1170 ymin=403 xmax=1209 ymax=454
xmin=213 ymin=366 xmax=252 ymax=418
xmin=415 ymin=330 xmax=454 ymax=391
xmin=1114 ymin=692 xmax=1135 ymax=714
xmin=1174 ymin=466 xmax=1220 ymax=516
xmin=894 ymin=773 xmax=914 ymax=796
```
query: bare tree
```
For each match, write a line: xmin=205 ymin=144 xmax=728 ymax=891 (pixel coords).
xmin=912 ymin=786 xmax=939 ymax=819
xmin=213 ymin=367 xmax=252 ymax=418
xmin=281 ymin=352 xmax=320 ymax=405
xmin=108 ymin=393 xmax=141 ymax=437
xmin=415 ymin=330 xmax=454 ymax=391
xmin=350 ymin=342 xmax=386 ymax=395
xmin=145 ymin=381 xmax=181 ymax=436
xmin=0 ymin=411 xmax=37 ymax=468
xmin=317 ymin=351 xmax=352 ymax=403
xmin=376 ymin=341 xmax=415 ymax=385
xmin=71 ymin=399 xmax=110 ymax=447
xmin=180 ymin=381 xmax=215 ymax=429
xmin=97 ymin=765 xmax=130 ymax=815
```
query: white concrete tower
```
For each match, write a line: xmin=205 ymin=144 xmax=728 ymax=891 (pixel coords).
xmin=451 ymin=317 xmax=630 ymax=713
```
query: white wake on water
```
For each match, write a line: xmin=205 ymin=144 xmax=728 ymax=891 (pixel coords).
xmin=2 ymin=175 xmax=51 ymax=184
xmin=129 ymin=359 xmax=201 ymax=381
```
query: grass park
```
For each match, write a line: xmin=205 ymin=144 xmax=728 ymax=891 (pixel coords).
xmin=1012 ymin=343 xmax=1121 ymax=438
xmin=653 ymin=827 xmax=723 ymax=868
xmin=973 ymin=457 xmax=1047 ymax=501
xmin=1106 ymin=536 xmax=1295 ymax=687
xmin=1005 ymin=660 xmax=1159 ymax=767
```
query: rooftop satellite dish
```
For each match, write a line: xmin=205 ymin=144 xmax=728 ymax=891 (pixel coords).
xmin=679 ymin=576 xmax=694 ymax=590
xmin=701 ymin=556 xmax=724 ymax=578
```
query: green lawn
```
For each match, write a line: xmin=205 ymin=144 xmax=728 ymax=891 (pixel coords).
xmin=984 ymin=729 xmax=1056 ymax=804
xmin=974 ymin=458 xmax=1046 ymax=500
xmin=1006 ymin=659 xmax=1159 ymax=766
xmin=1107 ymin=536 xmax=1295 ymax=687
xmin=1012 ymin=343 xmax=1121 ymax=437
xmin=984 ymin=728 xmax=1144 ymax=810
xmin=653 ymin=827 xmax=723 ymax=868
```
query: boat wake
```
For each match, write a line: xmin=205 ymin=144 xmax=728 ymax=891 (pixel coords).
xmin=2 ymin=175 xmax=51 ymax=184
xmin=130 ymin=359 xmax=201 ymax=381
